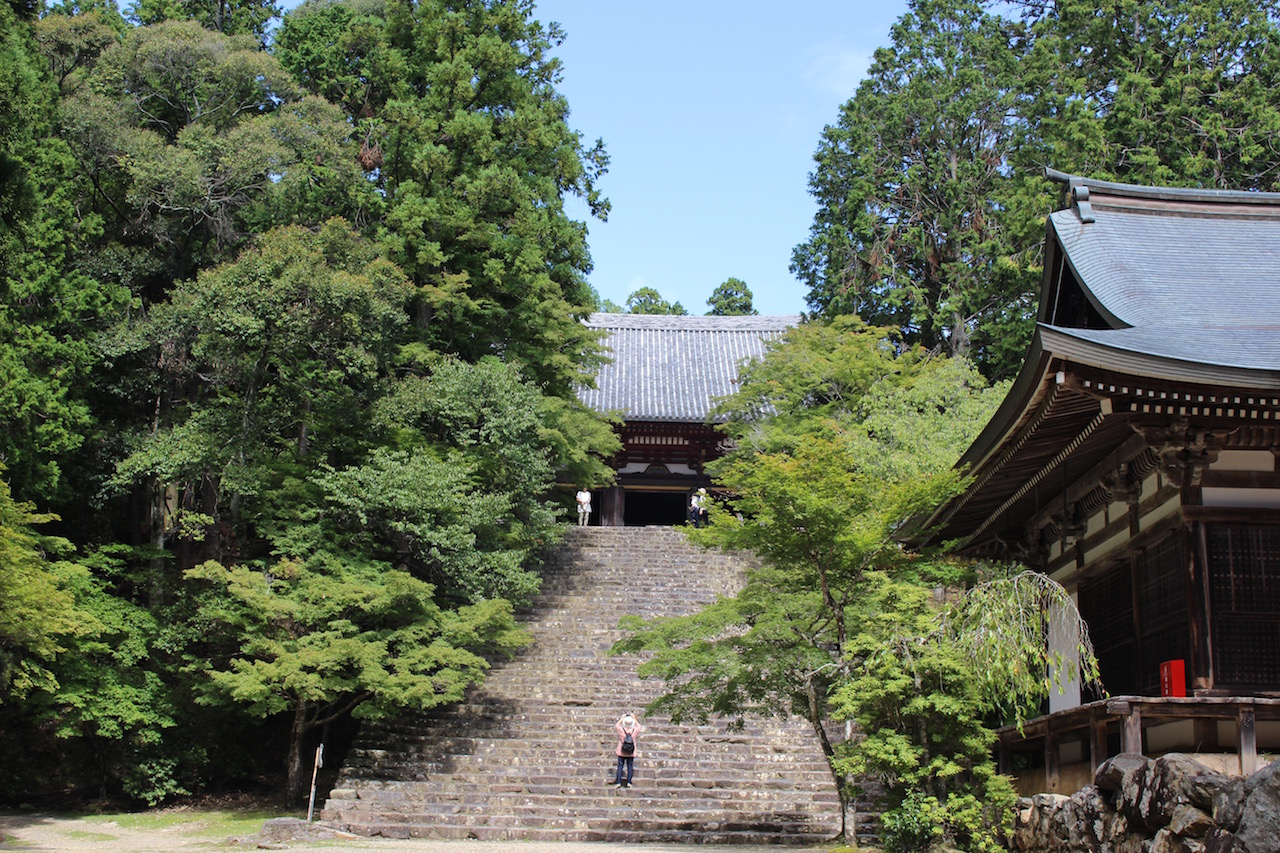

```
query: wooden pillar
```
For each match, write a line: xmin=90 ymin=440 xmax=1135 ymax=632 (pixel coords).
xmin=1122 ymin=707 xmax=1143 ymax=755
xmin=1238 ymin=706 xmax=1257 ymax=776
xmin=601 ymin=486 xmax=625 ymax=527
xmin=1044 ymin=731 xmax=1060 ymax=791
xmin=998 ymin=737 xmax=1011 ymax=777
xmin=1090 ymin=714 xmax=1109 ymax=774
xmin=1184 ymin=519 xmax=1214 ymax=691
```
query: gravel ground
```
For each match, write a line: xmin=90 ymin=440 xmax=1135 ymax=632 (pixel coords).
xmin=0 ymin=812 xmax=834 ymax=853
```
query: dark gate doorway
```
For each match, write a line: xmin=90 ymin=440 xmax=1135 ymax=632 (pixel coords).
xmin=624 ymin=489 xmax=688 ymax=526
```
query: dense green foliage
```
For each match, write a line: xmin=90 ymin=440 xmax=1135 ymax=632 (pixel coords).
xmin=623 ymin=286 xmax=688 ymax=315
xmin=3 ymin=0 xmax=1271 ymax=822
xmin=796 ymin=0 xmax=1280 ymax=378
xmin=0 ymin=0 xmax=618 ymax=806
xmin=614 ymin=319 xmax=1016 ymax=842
xmin=615 ymin=319 xmax=1100 ymax=849
xmin=705 ymin=277 xmax=756 ymax=316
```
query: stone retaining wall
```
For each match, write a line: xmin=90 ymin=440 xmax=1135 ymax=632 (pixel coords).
xmin=1012 ymin=753 xmax=1280 ymax=852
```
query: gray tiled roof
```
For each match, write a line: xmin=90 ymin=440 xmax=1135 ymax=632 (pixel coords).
xmin=579 ymin=313 xmax=800 ymax=422
xmin=1047 ymin=175 xmax=1280 ymax=376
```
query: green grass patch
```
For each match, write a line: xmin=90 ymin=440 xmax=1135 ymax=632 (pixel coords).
xmin=62 ymin=829 xmax=119 ymax=841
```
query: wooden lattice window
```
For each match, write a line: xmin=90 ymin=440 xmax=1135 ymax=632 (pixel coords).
xmin=1079 ymin=564 xmax=1138 ymax=695
xmin=1207 ymin=524 xmax=1280 ymax=690
xmin=1079 ymin=533 xmax=1188 ymax=697
xmin=1133 ymin=535 xmax=1190 ymax=695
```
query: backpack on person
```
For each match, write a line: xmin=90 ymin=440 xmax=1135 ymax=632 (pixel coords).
xmin=621 ymin=732 xmax=635 ymax=756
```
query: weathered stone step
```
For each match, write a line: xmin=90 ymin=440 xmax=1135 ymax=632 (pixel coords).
xmin=341 ymin=822 xmax=833 ymax=844
xmin=321 ymin=527 xmax=844 ymax=843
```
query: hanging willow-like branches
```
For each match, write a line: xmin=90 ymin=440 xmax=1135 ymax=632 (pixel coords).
xmin=938 ymin=569 xmax=1103 ymax=727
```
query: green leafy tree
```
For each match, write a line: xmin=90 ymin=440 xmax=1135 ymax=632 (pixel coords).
xmin=62 ymin=20 xmax=376 ymax=304
xmin=0 ymin=4 xmax=131 ymax=503
xmin=186 ymin=551 xmax=529 ymax=804
xmin=792 ymin=0 xmax=1038 ymax=377
xmin=614 ymin=319 xmax=1008 ymax=836
xmin=25 ymin=544 xmax=188 ymax=805
xmin=0 ymin=472 xmax=95 ymax=703
xmin=625 ymin=286 xmax=688 ymax=315
xmin=832 ymin=570 xmax=1099 ymax=851
xmin=705 ymin=277 xmax=757 ymax=316
xmin=322 ymin=356 xmax=567 ymax=604
xmin=33 ymin=5 xmax=124 ymax=96
xmin=108 ymin=219 xmax=410 ymax=576
xmin=831 ymin=573 xmax=1015 ymax=853
xmin=128 ymin=0 xmax=280 ymax=45
xmin=795 ymin=0 xmax=1280 ymax=381
xmin=277 ymin=0 xmax=612 ymax=399
xmin=1017 ymin=0 xmax=1280 ymax=191
xmin=274 ymin=0 xmax=620 ymax=489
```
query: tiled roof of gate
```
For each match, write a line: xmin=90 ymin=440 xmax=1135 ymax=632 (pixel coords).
xmin=579 ymin=313 xmax=800 ymax=422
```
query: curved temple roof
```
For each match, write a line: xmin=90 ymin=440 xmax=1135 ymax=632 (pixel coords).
xmin=578 ymin=313 xmax=800 ymax=423
xmin=921 ymin=171 xmax=1280 ymax=550
xmin=1044 ymin=170 xmax=1280 ymax=375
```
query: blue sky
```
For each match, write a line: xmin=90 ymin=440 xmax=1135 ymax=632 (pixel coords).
xmin=531 ymin=1 xmax=911 ymax=316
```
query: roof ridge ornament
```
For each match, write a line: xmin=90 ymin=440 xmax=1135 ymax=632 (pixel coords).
xmin=1045 ymin=167 xmax=1096 ymax=223
xmin=1073 ymin=185 xmax=1096 ymax=223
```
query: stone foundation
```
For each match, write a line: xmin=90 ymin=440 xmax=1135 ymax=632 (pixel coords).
xmin=1012 ymin=753 xmax=1280 ymax=852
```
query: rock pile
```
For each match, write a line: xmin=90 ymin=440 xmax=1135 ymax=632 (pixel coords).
xmin=1012 ymin=753 xmax=1280 ymax=852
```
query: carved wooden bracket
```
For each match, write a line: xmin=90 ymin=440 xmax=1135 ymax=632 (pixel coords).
xmin=1135 ymin=420 xmax=1228 ymax=488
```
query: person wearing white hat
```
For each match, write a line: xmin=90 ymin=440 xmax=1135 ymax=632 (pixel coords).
xmin=688 ymin=488 xmax=709 ymax=528
xmin=612 ymin=713 xmax=644 ymax=788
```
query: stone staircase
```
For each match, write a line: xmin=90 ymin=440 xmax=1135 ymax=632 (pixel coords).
xmin=320 ymin=526 xmax=846 ymax=843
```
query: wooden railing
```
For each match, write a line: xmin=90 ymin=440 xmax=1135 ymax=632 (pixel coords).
xmin=995 ymin=695 xmax=1280 ymax=787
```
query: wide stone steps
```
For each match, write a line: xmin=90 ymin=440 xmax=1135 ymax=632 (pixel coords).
xmin=321 ymin=526 xmax=843 ymax=843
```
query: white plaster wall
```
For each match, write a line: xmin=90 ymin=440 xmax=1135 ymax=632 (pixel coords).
xmin=1211 ymin=450 xmax=1275 ymax=472
xmin=1048 ymin=592 xmax=1083 ymax=714
xmin=1201 ymin=487 xmax=1280 ymax=509
xmin=1141 ymin=495 xmax=1181 ymax=531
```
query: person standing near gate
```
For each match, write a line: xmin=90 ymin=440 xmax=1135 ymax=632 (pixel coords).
xmin=613 ymin=713 xmax=643 ymax=788
xmin=576 ymin=487 xmax=592 ymax=526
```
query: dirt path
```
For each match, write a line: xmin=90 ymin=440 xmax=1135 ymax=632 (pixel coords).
xmin=0 ymin=812 xmax=816 ymax=853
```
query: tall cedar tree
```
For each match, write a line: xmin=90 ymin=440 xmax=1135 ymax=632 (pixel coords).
xmin=796 ymin=0 xmax=1280 ymax=380
xmin=276 ymin=0 xmax=612 ymax=400
xmin=792 ymin=0 xmax=1039 ymax=379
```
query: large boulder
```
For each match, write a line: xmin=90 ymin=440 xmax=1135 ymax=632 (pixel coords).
xmin=1213 ymin=777 xmax=1246 ymax=832
xmin=1148 ymin=755 xmax=1232 ymax=826
xmin=1096 ymin=754 xmax=1152 ymax=793
xmin=1105 ymin=753 xmax=1230 ymax=834
xmin=1235 ymin=760 xmax=1280 ymax=853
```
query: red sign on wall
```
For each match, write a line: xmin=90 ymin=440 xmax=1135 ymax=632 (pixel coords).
xmin=1160 ymin=659 xmax=1186 ymax=697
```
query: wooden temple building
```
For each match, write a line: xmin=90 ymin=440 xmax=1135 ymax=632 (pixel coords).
xmin=577 ymin=312 xmax=797 ymax=526
xmin=919 ymin=171 xmax=1280 ymax=790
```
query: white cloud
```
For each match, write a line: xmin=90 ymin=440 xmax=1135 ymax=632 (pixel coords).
xmin=802 ymin=39 xmax=875 ymax=99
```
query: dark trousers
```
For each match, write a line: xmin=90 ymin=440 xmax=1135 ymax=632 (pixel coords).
xmin=614 ymin=756 xmax=634 ymax=785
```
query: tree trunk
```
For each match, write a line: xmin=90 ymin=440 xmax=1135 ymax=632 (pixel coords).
xmin=286 ymin=701 xmax=311 ymax=806
xmin=806 ymin=677 xmax=854 ymax=847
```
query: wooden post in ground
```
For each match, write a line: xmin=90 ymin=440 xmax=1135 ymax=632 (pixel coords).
xmin=1238 ymin=707 xmax=1257 ymax=776
xmin=307 ymin=744 xmax=324 ymax=822
xmin=1122 ymin=706 xmax=1142 ymax=755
